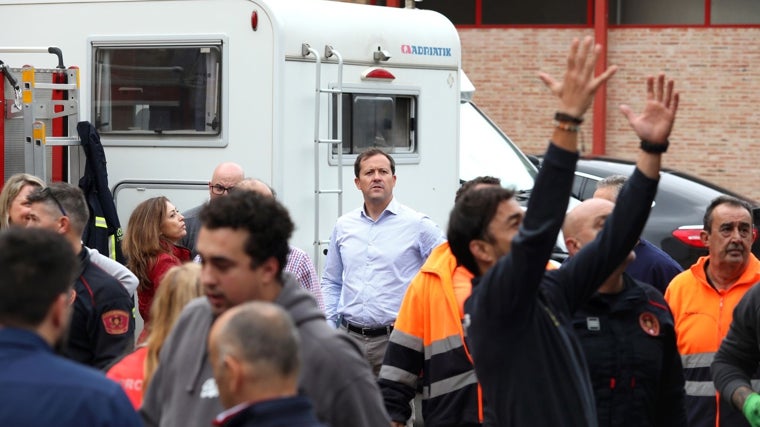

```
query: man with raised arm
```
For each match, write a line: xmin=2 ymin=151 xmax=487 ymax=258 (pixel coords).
xmin=447 ymin=36 xmax=678 ymax=426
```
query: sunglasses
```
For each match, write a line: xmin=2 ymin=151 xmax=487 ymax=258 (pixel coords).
xmin=41 ymin=187 xmax=68 ymax=217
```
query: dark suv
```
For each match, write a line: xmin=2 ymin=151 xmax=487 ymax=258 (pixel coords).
xmin=572 ymin=157 xmax=760 ymax=269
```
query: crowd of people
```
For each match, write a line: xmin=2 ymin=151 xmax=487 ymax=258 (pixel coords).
xmin=4 ymin=36 xmax=760 ymax=427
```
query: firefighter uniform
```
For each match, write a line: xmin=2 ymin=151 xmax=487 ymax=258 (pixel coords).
xmin=66 ymin=246 xmax=135 ymax=370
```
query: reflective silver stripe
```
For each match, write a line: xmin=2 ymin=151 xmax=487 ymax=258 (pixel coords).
xmin=684 ymin=381 xmax=716 ymax=397
xmin=422 ymin=370 xmax=477 ymax=399
xmin=681 ymin=352 xmax=715 ymax=369
xmin=426 ymin=334 xmax=464 ymax=359
xmin=686 ymin=380 xmax=760 ymax=397
xmin=389 ymin=329 xmax=423 ymax=352
xmin=379 ymin=364 xmax=419 ymax=387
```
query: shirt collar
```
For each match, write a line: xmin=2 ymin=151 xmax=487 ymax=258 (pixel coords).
xmin=213 ymin=402 xmax=250 ymax=426
xmin=360 ymin=196 xmax=399 ymax=221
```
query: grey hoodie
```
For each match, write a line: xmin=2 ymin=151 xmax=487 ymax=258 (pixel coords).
xmin=141 ymin=273 xmax=390 ymax=427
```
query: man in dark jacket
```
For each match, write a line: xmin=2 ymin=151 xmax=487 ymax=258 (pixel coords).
xmin=208 ymin=301 xmax=326 ymax=427
xmin=564 ymin=197 xmax=687 ymax=426
xmin=712 ymin=283 xmax=760 ymax=427
xmin=0 ymin=227 xmax=141 ymax=427
xmin=26 ymin=182 xmax=135 ymax=369
xmin=448 ymin=36 xmax=678 ymax=426
xmin=141 ymin=191 xmax=389 ymax=427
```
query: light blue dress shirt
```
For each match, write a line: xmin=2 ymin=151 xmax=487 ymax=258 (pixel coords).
xmin=321 ymin=197 xmax=445 ymax=327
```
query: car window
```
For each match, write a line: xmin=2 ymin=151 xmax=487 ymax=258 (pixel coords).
xmin=572 ymin=172 xmax=602 ymax=200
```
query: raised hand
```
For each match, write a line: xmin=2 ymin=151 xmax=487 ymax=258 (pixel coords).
xmin=539 ymin=36 xmax=618 ymax=119
xmin=620 ymin=73 xmax=679 ymax=145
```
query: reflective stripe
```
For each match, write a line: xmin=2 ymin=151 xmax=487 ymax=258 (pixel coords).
xmin=684 ymin=380 xmax=715 ymax=397
xmin=683 ymin=379 xmax=760 ymax=397
xmin=95 ymin=216 xmax=107 ymax=228
xmin=427 ymin=334 xmax=464 ymax=359
xmin=379 ymin=364 xmax=419 ymax=387
xmin=681 ymin=352 xmax=715 ymax=369
xmin=109 ymin=234 xmax=116 ymax=260
xmin=422 ymin=369 xmax=477 ymax=399
xmin=389 ymin=329 xmax=423 ymax=352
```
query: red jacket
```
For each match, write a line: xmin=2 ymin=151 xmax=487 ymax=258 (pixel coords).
xmin=137 ymin=243 xmax=191 ymax=331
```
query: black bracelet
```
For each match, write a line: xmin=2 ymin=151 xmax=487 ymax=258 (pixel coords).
xmin=640 ymin=139 xmax=669 ymax=153
xmin=554 ymin=121 xmax=580 ymax=132
xmin=555 ymin=112 xmax=584 ymax=125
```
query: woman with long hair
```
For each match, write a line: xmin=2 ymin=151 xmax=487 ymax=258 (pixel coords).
xmin=0 ymin=173 xmax=45 ymax=229
xmin=122 ymin=196 xmax=191 ymax=341
xmin=107 ymin=263 xmax=203 ymax=408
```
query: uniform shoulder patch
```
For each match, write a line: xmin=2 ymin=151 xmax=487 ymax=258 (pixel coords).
xmin=102 ymin=309 xmax=130 ymax=335
xmin=639 ymin=311 xmax=660 ymax=336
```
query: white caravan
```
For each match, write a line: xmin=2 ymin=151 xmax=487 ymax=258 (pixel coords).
xmin=0 ymin=0 xmax=462 ymax=268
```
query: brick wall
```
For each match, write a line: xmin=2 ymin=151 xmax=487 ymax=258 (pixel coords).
xmin=460 ymin=27 xmax=760 ymax=201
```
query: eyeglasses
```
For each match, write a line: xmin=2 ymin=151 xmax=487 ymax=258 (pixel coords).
xmin=209 ymin=183 xmax=235 ymax=196
xmin=41 ymin=187 xmax=67 ymax=217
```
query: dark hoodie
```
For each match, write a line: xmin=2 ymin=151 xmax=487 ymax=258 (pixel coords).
xmin=141 ymin=273 xmax=390 ymax=427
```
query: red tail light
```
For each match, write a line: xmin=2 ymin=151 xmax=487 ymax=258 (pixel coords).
xmin=672 ymin=227 xmax=705 ymax=248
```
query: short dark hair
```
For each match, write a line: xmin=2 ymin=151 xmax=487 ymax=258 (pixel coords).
xmin=27 ymin=182 xmax=90 ymax=235
xmin=456 ymin=176 xmax=502 ymax=203
xmin=354 ymin=148 xmax=396 ymax=178
xmin=448 ymin=186 xmax=516 ymax=275
xmin=703 ymin=195 xmax=754 ymax=232
xmin=199 ymin=191 xmax=293 ymax=278
xmin=0 ymin=228 xmax=77 ymax=328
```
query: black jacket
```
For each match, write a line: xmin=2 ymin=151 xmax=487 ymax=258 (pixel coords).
xmin=66 ymin=246 xmax=135 ymax=369
xmin=77 ymin=121 xmax=125 ymax=264
xmin=713 ymin=281 xmax=760 ymax=425
xmin=217 ymin=396 xmax=327 ymax=427
xmin=573 ymin=274 xmax=687 ymax=427
xmin=465 ymin=143 xmax=658 ymax=427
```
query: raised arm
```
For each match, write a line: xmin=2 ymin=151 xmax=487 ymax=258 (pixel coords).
xmin=539 ymin=36 xmax=617 ymax=153
xmin=555 ymin=73 xmax=678 ymax=312
xmin=478 ymin=36 xmax=617 ymax=320
xmin=622 ymin=73 xmax=679 ymax=178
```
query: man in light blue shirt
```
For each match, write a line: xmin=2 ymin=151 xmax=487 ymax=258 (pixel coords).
xmin=321 ymin=148 xmax=445 ymax=375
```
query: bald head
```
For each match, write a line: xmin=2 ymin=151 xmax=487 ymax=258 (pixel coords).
xmin=233 ymin=178 xmax=274 ymax=198
xmin=208 ymin=301 xmax=300 ymax=408
xmin=563 ymin=198 xmax=615 ymax=257
xmin=210 ymin=162 xmax=245 ymax=200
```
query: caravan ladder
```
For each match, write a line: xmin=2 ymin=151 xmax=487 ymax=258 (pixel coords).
xmin=302 ymin=43 xmax=344 ymax=264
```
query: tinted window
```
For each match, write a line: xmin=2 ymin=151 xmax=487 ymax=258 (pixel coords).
xmin=417 ymin=0 xmax=476 ymax=25
xmin=609 ymin=0 xmax=703 ymax=24
xmin=482 ymin=0 xmax=587 ymax=24
xmin=93 ymin=44 xmax=221 ymax=135
xmin=331 ymin=93 xmax=416 ymax=155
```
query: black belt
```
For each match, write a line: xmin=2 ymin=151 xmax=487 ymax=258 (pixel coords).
xmin=340 ymin=318 xmax=393 ymax=337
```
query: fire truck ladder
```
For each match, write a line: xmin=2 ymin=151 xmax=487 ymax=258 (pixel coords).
xmin=302 ymin=43 xmax=344 ymax=264
xmin=1 ymin=47 xmax=80 ymax=182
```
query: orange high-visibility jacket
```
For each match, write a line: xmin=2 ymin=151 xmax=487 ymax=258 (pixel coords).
xmin=378 ymin=242 xmax=483 ymax=426
xmin=665 ymin=254 xmax=760 ymax=427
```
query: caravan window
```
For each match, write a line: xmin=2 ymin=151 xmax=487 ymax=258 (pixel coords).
xmin=331 ymin=93 xmax=416 ymax=156
xmin=92 ymin=44 xmax=221 ymax=135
